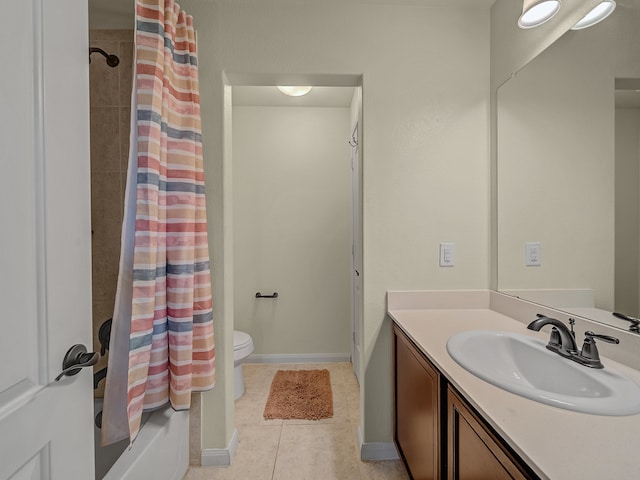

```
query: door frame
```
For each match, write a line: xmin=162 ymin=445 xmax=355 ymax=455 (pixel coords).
xmin=350 ymin=118 xmax=363 ymax=385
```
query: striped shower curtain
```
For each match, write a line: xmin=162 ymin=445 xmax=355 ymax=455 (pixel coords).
xmin=102 ymin=0 xmax=215 ymax=445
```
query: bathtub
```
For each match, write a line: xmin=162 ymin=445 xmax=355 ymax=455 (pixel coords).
xmin=94 ymin=399 xmax=189 ymax=480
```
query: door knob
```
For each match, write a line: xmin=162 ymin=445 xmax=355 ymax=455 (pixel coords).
xmin=55 ymin=344 xmax=100 ymax=382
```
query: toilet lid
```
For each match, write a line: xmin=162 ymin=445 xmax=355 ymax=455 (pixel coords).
xmin=233 ymin=331 xmax=252 ymax=350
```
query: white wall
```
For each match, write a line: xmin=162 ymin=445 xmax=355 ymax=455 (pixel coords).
xmin=181 ymin=0 xmax=491 ymax=450
xmin=232 ymin=105 xmax=352 ymax=356
xmin=615 ymin=108 xmax=640 ymax=316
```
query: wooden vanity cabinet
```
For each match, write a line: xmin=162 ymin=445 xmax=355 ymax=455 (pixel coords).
xmin=447 ymin=387 xmax=530 ymax=480
xmin=393 ymin=324 xmax=536 ymax=480
xmin=393 ymin=324 xmax=441 ymax=480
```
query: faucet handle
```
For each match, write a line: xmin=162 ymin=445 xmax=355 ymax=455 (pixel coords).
xmin=613 ymin=312 xmax=640 ymax=333
xmin=584 ymin=331 xmax=620 ymax=344
xmin=548 ymin=327 xmax=562 ymax=348
xmin=568 ymin=318 xmax=576 ymax=339
xmin=579 ymin=331 xmax=620 ymax=369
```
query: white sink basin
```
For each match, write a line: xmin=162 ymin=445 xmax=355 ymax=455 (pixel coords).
xmin=446 ymin=330 xmax=640 ymax=416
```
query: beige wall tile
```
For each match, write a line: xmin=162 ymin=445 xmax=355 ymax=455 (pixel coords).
xmin=119 ymin=42 xmax=134 ymax=106
xmin=89 ymin=30 xmax=133 ymax=401
xmin=119 ymin=106 xmax=131 ymax=171
xmin=92 ymin=301 xmax=113 ymax=398
xmin=91 ymin=171 xmax=122 ymax=221
xmin=89 ymin=40 xmax=119 ymax=107
xmin=91 ymin=249 xmax=119 ymax=303
xmin=90 ymin=107 xmax=121 ymax=173
xmin=90 ymin=30 xmax=134 ymax=42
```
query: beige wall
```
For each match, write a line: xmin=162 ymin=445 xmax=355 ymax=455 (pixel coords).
xmin=615 ymin=108 xmax=640 ymax=316
xmin=89 ymin=29 xmax=133 ymax=397
xmin=181 ymin=0 xmax=491 ymax=449
xmin=232 ymin=105 xmax=352 ymax=356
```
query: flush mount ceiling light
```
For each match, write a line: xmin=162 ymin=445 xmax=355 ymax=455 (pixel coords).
xmin=571 ymin=0 xmax=616 ymax=30
xmin=277 ymin=86 xmax=313 ymax=97
xmin=518 ymin=0 xmax=561 ymax=29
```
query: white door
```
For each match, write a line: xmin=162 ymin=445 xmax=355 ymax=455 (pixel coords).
xmin=0 ymin=0 xmax=95 ymax=479
xmin=351 ymin=123 xmax=362 ymax=384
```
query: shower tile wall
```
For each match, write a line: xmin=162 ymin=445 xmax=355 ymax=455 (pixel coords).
xmin=89 ymin=30 xmax=133 ymax=397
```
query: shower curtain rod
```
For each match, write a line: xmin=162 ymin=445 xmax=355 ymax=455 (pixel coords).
xmin=89 ymin=47 xmax=120 ymax=67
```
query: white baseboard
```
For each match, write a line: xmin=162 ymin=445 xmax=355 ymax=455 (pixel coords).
xmin=357 ymin=425 xmax=399 ymax=461
xmin=245 ymin=353 xmax=351 ymax=364
xmin=200 ymin=428 xmax=239 ymax=467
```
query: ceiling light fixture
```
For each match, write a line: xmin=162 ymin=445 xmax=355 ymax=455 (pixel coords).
xmin=571 ymin=0 xmax=616 ymax=30
xmin=518 ymin=0 xmax=561 ymax=29
xmin=277 ymin=86 xmax=313 ymax=97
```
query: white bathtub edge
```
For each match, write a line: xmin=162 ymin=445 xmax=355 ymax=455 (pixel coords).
xmin=102 ymin=407 xmax=189 ymax=480
xmin=200 ymin=428 xmax=239 ymax=467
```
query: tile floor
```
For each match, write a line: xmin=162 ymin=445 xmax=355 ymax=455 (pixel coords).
xmin=184 ymin=362 xmax=409 ymax=480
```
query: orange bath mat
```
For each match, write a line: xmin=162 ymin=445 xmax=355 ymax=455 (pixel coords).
xmin=263 ymin=369 xmax=334 ymax=420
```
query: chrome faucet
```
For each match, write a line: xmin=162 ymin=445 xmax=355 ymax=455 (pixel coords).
xmin=527 ymin=314 xmax=620 ymax=369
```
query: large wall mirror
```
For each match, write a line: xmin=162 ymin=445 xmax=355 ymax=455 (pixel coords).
xmin=497 ymin=0 xmax=640 ymax=333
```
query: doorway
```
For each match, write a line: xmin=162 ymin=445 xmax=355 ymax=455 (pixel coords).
xmin=229 ymin=83 xmax=362 ymax=377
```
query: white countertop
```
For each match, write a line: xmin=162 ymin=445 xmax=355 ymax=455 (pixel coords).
xmin=388 ymin=291 xmax=640 ymax=480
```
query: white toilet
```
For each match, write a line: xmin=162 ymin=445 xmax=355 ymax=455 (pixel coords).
xmin=233 ymin=330 xmax=254 ymax=400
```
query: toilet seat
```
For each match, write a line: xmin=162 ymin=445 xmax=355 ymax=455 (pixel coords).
xmin=233 ymin=330 xmax=254 ymax=363
xmin=232 ymin=330 xmax=254 ymax=400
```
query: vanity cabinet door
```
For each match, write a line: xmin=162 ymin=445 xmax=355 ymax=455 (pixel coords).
xmin=447 ymin=387 xmax=530 ymax=480
xmin=393 ymin=325 xmax=440 ymax=480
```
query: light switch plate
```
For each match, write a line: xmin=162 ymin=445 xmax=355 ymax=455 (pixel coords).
xmin=440 ymin=243 xmax=455 ymax=267
xmin=526 ymin=242 xmax=541 ymax=266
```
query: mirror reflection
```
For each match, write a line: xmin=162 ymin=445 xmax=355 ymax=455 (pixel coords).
xmin=497 ymin=0 xmax=640 ymax=333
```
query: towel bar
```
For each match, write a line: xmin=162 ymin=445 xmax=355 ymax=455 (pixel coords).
xmin=255 ymin=292 xmax=279 ymax=299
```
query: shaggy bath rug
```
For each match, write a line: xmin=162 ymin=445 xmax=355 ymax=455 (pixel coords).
xmin=263 ymin=369 xmax=334 ymax=420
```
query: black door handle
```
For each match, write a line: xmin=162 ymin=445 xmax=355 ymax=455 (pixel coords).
xmin=55 ymin=344 xmax=100 ymax=382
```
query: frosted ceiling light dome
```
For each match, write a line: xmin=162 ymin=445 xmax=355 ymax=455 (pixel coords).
xmin=277 ymin=86 xmax=313 ymax=97
xmin=571 ymin=1 xmax=616 ymax=30
xmin=518 ymin=0 xmax=561 ymax=29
